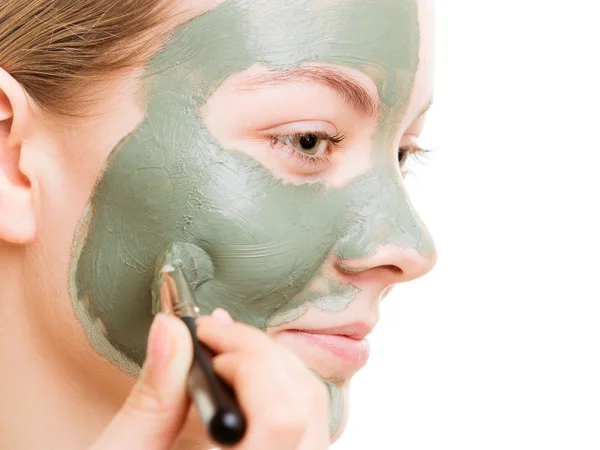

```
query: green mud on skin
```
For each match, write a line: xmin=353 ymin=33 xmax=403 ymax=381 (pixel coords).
xmin=70 ymin=0 xmax=432 ymax=435
xmin=150 ymin=242 xmax=214 ymax=315
xmin=267 ymin=267 xmax=362 ymax=328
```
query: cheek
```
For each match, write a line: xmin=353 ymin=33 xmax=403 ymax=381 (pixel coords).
xmin=25 ymin=132 xmax=129 ymax=349
xmin=35 ymin=141 xmax=113 ymax=287
xmin=39 ymin=103 xmax=146 ymax=273
xmin=181 ymin=145 xmax=350 ymax=328
xmin=70 ymin=113 xmax=346 ymax=365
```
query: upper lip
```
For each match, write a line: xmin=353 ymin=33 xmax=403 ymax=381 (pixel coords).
xmin=284 ymin=323 xmax=374 ymax=341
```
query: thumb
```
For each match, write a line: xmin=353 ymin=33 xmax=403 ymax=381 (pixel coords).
xmin=90 ymin=313 xmax=194 ymax=450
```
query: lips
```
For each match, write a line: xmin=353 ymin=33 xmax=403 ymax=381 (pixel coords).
xmin=293 ymin=323 xmax=373 ymax=341
xmin=279 ymin=323 xmax=373 ymax=369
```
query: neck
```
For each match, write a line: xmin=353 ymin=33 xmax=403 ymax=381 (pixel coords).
xmin=0 ymin=299 xmax=117 ymax=448
xmin=0 ymin=243 xmax=126 ymax=448
xmin=0 ymin=270 xmax=213 ymax=449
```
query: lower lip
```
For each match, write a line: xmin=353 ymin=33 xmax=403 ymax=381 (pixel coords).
xmin=282 ymin=331 xmax=371 ymax=368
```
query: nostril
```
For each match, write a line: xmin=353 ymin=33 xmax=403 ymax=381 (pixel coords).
xmin=373 ymin=264 xmax=405 ymax=282
xmin=336 ymin=244 xmax=435 ymax=283
xmin=384 ymin=265 xmax=403 ymax=276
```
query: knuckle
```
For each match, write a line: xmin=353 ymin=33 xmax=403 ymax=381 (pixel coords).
xmin=121 ymin=381 xmax=166 ymax=418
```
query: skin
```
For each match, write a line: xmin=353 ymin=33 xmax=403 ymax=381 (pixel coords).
xmin=71 ymin=0 xmax=434 ymax=434
xmin=0 ymin=0 xmax=436 ymax=447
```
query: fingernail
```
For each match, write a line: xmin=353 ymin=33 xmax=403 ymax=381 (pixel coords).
xmin=147 ymin=313 xmax=173 ymax=368
xmin=211 ymin=308 xmax=233 ymax=325
xmin=197 ymin=309 xmax=233 ymax=328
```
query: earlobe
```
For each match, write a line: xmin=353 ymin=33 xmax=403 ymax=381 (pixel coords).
xmin=0 ymin=68 xmax=36 ymax=245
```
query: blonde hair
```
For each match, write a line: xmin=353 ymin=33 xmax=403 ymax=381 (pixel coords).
xmin=0 ymin=0 xmax=172 ymax=116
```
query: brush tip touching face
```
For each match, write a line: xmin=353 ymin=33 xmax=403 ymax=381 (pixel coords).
xmin=151 ymin=242 xmax=215 ymax=315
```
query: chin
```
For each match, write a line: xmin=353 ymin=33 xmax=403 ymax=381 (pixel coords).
xmin=273 ymin=329 xmax=366 ymax=439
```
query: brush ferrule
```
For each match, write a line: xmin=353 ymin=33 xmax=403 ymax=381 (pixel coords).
xmin=173 ymin=303 xmax=201 ymax=317
xmin=159 ymin=264 xmax=200 ymax=318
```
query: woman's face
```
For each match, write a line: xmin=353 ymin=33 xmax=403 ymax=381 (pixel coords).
xmin=31 ymin=0 xmax=435 ymax=439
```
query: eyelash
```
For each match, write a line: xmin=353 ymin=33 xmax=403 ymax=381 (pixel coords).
xmin=267 ymin=131 xmax=427 ymax=171
xmin=398 ymin=141 xmax=429 ymax=168
xmin=267 ymin=131 xmax=345 ymax=170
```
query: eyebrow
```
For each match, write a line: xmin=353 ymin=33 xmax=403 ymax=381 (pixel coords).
xmin=238 ymin=67 xmax=380 ymax=119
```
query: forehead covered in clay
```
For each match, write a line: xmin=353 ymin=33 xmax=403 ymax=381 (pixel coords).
xmin=150 ymin=0 xmax=419 ymax=115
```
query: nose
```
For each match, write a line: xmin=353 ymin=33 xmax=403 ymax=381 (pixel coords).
xmin=333 ymin=170 xmax=437 ymax=285
xmin=337 ymin=243 xmax=437 ymax=284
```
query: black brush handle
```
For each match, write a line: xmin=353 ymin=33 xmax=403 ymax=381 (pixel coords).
xmin=181 ymin=316 xmax=247 ymax=446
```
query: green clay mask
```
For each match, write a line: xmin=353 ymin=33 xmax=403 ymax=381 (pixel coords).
xmin=70 ymin=0 xmax=433 ymax=434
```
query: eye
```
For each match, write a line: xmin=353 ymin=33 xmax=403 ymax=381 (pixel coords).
xmin=398 ymin=147 xmax=409 ymax=167
xmin=398 ymin=140 xmax=427 ymax=168
xmin=275 ymin=132 xmax=330 ymax=157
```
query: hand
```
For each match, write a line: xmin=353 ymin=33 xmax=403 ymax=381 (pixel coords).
xmin=89 ymin=309 xmax=330 ymax=450
xmin=198 ymin=309 xmax=331 ymax=450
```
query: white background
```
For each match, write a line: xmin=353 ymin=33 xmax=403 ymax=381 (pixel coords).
xmin=335 ymin=1 xmax=600 ymax=449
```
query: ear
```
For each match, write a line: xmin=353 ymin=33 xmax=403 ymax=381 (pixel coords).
xmin=0 ymin=68 xmax=36 ymax=244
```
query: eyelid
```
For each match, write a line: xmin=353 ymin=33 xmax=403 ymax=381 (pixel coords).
xmin=258 ymin=120 xmax=338 ymax=137
xmin=400 ymin=134 xmax=421 ymax=148
xmin=398 ymin=135 xmax=430 ymax=160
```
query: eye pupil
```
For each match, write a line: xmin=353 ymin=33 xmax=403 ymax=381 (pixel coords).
xmin=299 ymin=133 xmax=318 ymax=150
xmin=398 ymin=149 xmax=406 ymax=164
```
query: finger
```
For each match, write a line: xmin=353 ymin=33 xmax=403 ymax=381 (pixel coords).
xmin=212 ymin=353 xmax=307 ymax=450
xmin=210 ymin=307 xmax=234 ymax=325
xmin=198 ymin=318 xmax=310 ymax=381
xmin=196 ymin=318 xmax=278 ymax=356
xmin=90 ymin=314 xmax=193 ymax=450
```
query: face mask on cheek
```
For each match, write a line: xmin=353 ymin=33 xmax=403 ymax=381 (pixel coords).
xmin=70 ymin=0 xmax=426 ymax=435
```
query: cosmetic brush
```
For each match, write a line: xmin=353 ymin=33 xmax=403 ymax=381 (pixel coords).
xmin=156 ymin=252 xmax=246 ymax=446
